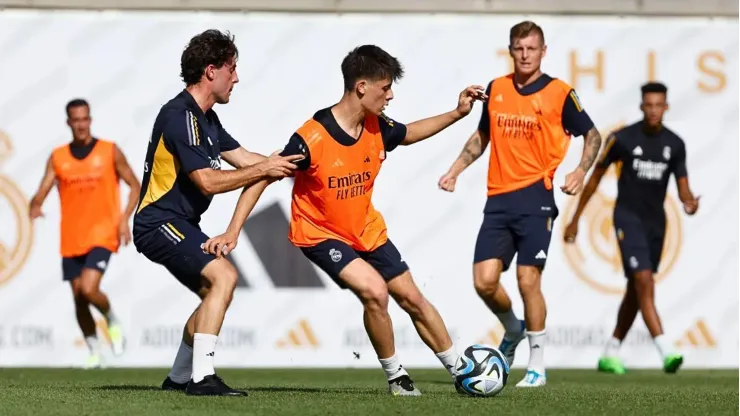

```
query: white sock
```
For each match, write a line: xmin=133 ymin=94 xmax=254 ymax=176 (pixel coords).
xmin=168 ymin=341 xmax=193 ymax=383
xmin=654 ymin=334 xmax=671 ymax=359
xmin=378 ymin=353 xmax=408 ymax=381
xmin=192 ymin=333 xmax=218 ymax=383
xmin=435 ymin=345 xmax=458 ymax=376
xmin=104 ymin=308 xmax=119 ymax=326
xmin=603 ymin=336 xmax=622 ymax=358
xmin=495 ymin=310 xmax=522 ymax=335
xmin=526 ymin=330 xmax=546 ymax=374
xmin=85 ymin=335 xmax=100 ymax=355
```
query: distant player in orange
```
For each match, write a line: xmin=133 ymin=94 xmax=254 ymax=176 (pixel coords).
xmin=277 ymin=45 xmax=486 ymax=395
xmin=439 ymin=21 xmax=603 ymax=387
xmin=29 ymin=99 xmax=141 ymax=369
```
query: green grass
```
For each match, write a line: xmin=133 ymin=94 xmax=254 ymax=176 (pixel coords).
xmin=0 ymin=368 xmax=737 ymax=416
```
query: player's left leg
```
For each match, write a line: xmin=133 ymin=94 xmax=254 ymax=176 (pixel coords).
xmin=64 ymin=256 xmax=101 ymax=369
xmin=598 ymin=279 xmax=638 ymax=374
xmin=511 ymin=214 xmax=555 ymax=388
xmin=371 ymin=240 xmax=458 ymax=380
xmin=79 ymin=247 xmax=125 ymax=356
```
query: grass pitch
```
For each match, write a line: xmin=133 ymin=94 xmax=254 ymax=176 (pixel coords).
xmin=0 ymin=368 xmax=737 ymax=415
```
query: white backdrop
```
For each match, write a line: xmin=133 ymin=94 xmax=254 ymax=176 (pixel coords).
xmin=0 ymin=10 xmax=736 ymax=369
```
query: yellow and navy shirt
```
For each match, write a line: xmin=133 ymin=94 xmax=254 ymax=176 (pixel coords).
xmin=133 ymin=90 xmax=240 ymax=235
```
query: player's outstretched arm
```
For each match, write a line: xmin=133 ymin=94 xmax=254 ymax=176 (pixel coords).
xmin=401 ymin=85 xmax=487 ymax=146
xmin=220 ymin=146 xmax=266 ymax=168
xmin=114 ymin=145 xmax=142 ymax=246
xmin=438 ymin=129 xmax=490 ymax=192
xmin=189 ymin=153 xmax=302 ymax=196
xmin=29 ymin=155 xmax=56 ymax=220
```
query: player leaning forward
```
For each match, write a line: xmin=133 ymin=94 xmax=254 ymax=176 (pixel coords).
xmin=272 ymin=45 xmax=487 ymax=396
xmin=440 ymin=21 xmax=602 ymax=387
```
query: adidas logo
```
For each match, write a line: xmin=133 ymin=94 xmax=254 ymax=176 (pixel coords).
xmin=632 ymin=146 xmax=643 ymax=156
xmin=276 ymin=319 xmax=320 ymax=348
xmin=675 ymin=319 xmax=717 ymax=349
xmin=477 ymin=322 xmax=504 ymax=346
xmin=364 ymin=156 xmax=371 ymax=163
xmin=332 ymin=158 xmax=344 ymax=168
xmin=535 ymin=250 xmax=547 ymax=260
xmin=97 ymin=260 xmax=107 ymax=270
xmin=494 ymin=94 xmax=503 ymax=102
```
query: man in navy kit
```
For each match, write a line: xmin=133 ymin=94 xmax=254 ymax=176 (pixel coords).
xmin=133 ymin=30 xmax=302 ymax=396
xmin=564 ymin=82 xmax=700 ymax=375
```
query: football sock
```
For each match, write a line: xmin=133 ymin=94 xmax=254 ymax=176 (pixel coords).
xmin=496 ymin=310 xmax=522 ymax=335
xmin=168 ymin=340 xmax=193 ymax=384
xmin=526 ymin=330 xmax=546 ymax=374
xmin=192 ymin=333 xmax=218 ymax=383
xmin=604 ymin=336 xmax=622 ymax=358
xmin=435 ymin=345 xmax=458 ymax=376
xmin=653 ymin=334 xmax=671 ymax=359
xmin=85 ymin=335 xmax=100 ymax=355
xmin=379 ymin=353 xmax=409 ymax=381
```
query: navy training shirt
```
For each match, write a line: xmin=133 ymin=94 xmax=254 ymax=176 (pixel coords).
xmin=133 ymin=90 xmax=241 ymax=235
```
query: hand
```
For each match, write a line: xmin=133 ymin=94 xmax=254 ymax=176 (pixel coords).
xmin=118 ymin=219 xmax=132 ymax=246
xmin=454 ymin=85 xmax=488 ymax=118
xmin=29 ymin=202 xmax=44 ymax=220
xmin=561 ymin=168 xmax=586 ymax=195
xmin=259 ymin=151 xmax=304 ymax=179
xmin=683 ymin=195 xmax=700 ymax=215
xmin=438 ymin=171 xmax=458 ymax=192
xmin=563 ymin=221 xmax=579 ymax=243
xmin=202 ymin=230 xmax=239 ymax=257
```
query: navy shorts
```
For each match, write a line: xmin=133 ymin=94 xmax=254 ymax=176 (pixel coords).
xmin=133 ymin=220 xmax=216 ymax=294
xmin=62 ymin=247 xmax=112 ymax=281
xmin=613 ymin=207 xmax=665 ymax=277
xmin=300 ymin=239 xmax=409 ymax=289
xmin=474 ymin=213 xmax=555 ymax=271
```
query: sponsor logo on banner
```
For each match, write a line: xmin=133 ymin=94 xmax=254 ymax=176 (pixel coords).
xmin=675 ymin=319 xmax=717 ymax=349
xmin=276 ymin=319 xmax=319 ymax=348
xmin=139 ymin=326 xmax=256 ymax=348
xmin=0 ymin=131 xmax=34 ymax=287
xmin=344 ymin=326 xmax=460 ymax=349
xmin=476 ymin=324 xmax=656 ymax=348
xmin=0 ymin=325 xmax=54 ymax=348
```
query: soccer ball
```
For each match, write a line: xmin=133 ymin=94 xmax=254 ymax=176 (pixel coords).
xmin=454 ymin=344 xmax=510 ymax=397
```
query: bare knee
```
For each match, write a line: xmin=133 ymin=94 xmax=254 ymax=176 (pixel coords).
xmin=516 ymin=266 xmax=542 ymax=297
xmin=201 ymin=259 xmax=238 ymax=303
xmin=632 ymin=271 xmax=654 ymax=295
xmin=391 ymin=274 xmax=427 ymax=319
xmin=473 ymin=260 xmax=503 ymax=297
xmin=359 ymin=282 xmax=389 ymax=313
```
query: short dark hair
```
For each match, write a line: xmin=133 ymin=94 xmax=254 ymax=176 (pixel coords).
xmin=641 ymin=82 xmax=668 ymax=96
xmin=66 ymin=99 xmax=89 ymax=117
xmin=341 ymin=45 xmax=404 ymax=92
xmin=510 ymin=21 xmax=545 ymax=46
xmin=180 ymin=29 xmax=238 ymax=86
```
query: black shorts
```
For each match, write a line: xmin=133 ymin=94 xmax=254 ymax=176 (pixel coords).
xmin=300 ymin=239 xmax=409 ymax=289
xmin=133 ymin=220 xmax=216 ymax=294
xmin=473 ymin=213 xmax=555 ymax=271
xmin=613 ymin=206 xmax=665 ymax=277
xmin=62 ymin=247 xmax=112 ymax=281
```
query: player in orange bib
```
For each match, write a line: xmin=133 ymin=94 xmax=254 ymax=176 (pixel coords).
xmin=29 ymin=99 xmax=141 ymax=368
xmin=279 ymin=45 xmax=486 ymax=396
xmin=439 ymin=21 xmax=603 ymax=387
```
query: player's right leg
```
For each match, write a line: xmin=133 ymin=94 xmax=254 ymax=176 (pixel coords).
xmin=64 ymin=256 xmax=101 ymax=369
xmin=472 ymin=213 xmax=526 ymax=367
xmin=134 ymin=221 xmax=246 ymax=396
xmin=300 ymin=239 xmax=420 ymax=396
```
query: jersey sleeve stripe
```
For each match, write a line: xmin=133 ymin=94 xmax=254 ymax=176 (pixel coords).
xmin=186 ymin=111 xmax=200 ymax=146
